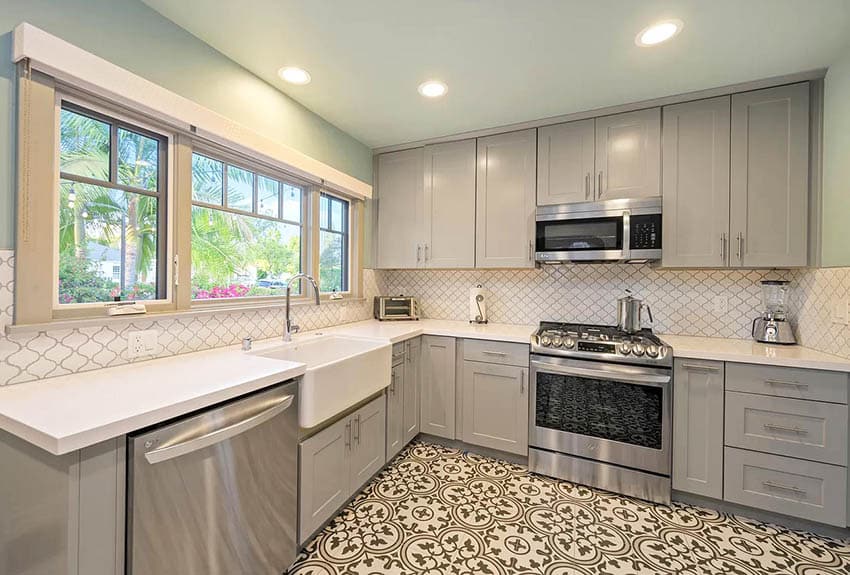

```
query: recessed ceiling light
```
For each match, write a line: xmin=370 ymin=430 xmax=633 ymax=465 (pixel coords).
xmin=278 ymin=67 xmax=311 ymax=85
xmin=418 ymin=80 xmax=448 ymax=98
xmin=635 ymin=19 xmax=683 ymax=47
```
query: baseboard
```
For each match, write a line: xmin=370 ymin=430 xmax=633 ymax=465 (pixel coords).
xmin=417 ymin=433 xmax=529 ymax=466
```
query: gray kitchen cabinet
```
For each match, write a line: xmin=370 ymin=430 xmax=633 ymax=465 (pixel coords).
xmin=461 ymin=361 xmax=529 ymax=455
xmin=423 ymin=140 xmax=477 ymax=268
xmin=376 ymin=148 xmax=424 ymax=269
xmin=299 ymin=395 xmax=386 ymax=544
xmin=595 ymin=108 xmax=661 ymax=200
xmin=672 ymin=359 xmax=725 ymax=499
xmin=730 ymin=83 xmax=809 ymax=268
xmin=386 ymin=362 xmax=405 ymax=460
xmin=662 ymin=97 xmax=731 ymax=268
xmin=537 ymin=119 xmax=596 ymax=205
xmin=475 ymin=129 xmax=537 ymax=268
xmin=403 ymin=337 xmax=422 ymax=445
xmin=420 ymin=335 xmax=457 ymax=439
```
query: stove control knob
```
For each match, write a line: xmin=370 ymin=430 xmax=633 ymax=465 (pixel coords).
xmin=645 ymin=345 xmax=659 ymax=358
xmin=632 ymin=343 xmax=646 ymax=356
xmin=619 ymin=343 xmax=632 ymax=355
xmin=551 ymin=335 xmax=563 ymax=347
xmin=563 ymin=337 xmax=576 ymax=349
xmin=540 ymin=335 xmax=552 ymax=347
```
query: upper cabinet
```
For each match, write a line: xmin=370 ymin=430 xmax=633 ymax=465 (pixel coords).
xmin=595 ymin=108 xmax=661 ymax=200
xmin=537 ymin=109 xmax=660 ymax=206
xmin=423 ymin=140 xmax=477 ymax=268
xmin=730 ymin=83 xmax=809 ymax=268
xmin=476 ymin=129 xmax=537 ymax=268
xmin=376 ymin=148 xmax=423 ymax=268
xmin=663 ymin=83 xmax=810 ymax=269
xmin=662 ymin=97 xmax=731 ymax=268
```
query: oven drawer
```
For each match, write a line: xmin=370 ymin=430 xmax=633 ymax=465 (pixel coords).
xmin=464 ymin=339 xmax=528 ymax=367
xmin=726 ymin=363 xmax=848 ymax=404
xmin=724 ymin=447 xmax=846 ymax=526
xmin=724 ymin=392 xmax=848 ymax=465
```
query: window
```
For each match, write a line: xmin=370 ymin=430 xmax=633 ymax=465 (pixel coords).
xmin=318 ymin=192 xmax=349 ymax=293
xmin=57 ymin=103 xmax=166 ymax=305
xmin=190 ymin=152 xmax=304 ymax=300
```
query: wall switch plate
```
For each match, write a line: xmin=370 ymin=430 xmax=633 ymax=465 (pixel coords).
xmin=127 ymin=330 xmax=158 ymax=358
xmin=712 ymin=295 xmax=728 ymax=316
xmin=831 ymin=298 xmax=849 ymax=326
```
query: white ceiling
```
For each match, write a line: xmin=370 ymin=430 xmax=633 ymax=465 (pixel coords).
xmin=143 ymin=0 xmax=850 ymax=149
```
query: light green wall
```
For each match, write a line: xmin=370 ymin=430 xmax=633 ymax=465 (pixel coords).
xmin=822 ymin=44 xmax=850 ymax=267
xmin=0 ymin=0 xmax=372 ymax=249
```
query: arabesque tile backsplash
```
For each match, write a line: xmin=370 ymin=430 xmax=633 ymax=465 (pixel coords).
xmin=0 ymin=248 xmax=849 ymax=386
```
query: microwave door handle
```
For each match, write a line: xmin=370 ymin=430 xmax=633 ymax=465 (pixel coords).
xmin=621 ymin=210 xmax=630 ymax=259
xmin=531 ymin=359 xmax=671 ymax=385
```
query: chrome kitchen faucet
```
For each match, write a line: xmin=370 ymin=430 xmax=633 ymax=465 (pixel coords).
xmin=284 ymin=274 xmax=320 ymax=342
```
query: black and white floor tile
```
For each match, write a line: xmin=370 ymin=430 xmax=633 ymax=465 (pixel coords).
xmin=290 ymin=442 xmax=850 ymax=574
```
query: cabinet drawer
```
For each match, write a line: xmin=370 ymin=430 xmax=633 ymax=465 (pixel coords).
xmin=724 ymin=447 xmax=846 ymax=526
xmin=725 ymin=392 xmax=848 ymax=465
xmin=726 ymin=363 xmax=848 ymax=404
xmin=463 ymin=339 xmax=528 ymax=367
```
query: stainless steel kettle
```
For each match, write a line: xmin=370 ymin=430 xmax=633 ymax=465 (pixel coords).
xmin=617 ymin=290 xmax=653 ymax=334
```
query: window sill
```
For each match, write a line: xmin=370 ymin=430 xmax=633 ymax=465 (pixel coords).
xmin=5 ymin=296 xmax=367 ymax=336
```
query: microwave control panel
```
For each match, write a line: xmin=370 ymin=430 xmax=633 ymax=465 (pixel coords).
xmin=630 ymin=214 xmax=662 ymax=250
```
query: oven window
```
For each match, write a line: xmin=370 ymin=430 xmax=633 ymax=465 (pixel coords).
xmin=536 ymin=217 xmax=622 ymax=252
xmin=535 ymin=372 xmax=663 ymax=449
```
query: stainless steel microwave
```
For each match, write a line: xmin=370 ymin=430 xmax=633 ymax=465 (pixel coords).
xmin=373 ymin=296 xmax=420 ymax=321
xmin=535 ymin=198 xmax=662 ymax=263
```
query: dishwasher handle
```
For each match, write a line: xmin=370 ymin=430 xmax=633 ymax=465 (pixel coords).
xmin=144 ymin=393 xmax=295 ymax=464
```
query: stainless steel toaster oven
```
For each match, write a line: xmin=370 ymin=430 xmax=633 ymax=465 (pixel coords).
xmin=373 ymin=296 xmax=420 ymax=321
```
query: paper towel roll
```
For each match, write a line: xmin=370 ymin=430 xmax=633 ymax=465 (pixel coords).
xmin=469 ymin=285 xmax=488 ymax=324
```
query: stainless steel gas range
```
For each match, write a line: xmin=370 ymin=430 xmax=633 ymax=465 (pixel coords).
xmin=528 ymin=322 xmax=673 ymax=503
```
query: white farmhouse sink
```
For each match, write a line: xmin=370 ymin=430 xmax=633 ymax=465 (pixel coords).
xmin=254 ymin=335 xmax=391 ymax=429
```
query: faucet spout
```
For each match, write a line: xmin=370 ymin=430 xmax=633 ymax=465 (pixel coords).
xmin=284 ymin=274 xmax=320 ymax=342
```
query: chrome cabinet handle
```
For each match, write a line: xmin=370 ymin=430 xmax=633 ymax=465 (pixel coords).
xmin=389 ymin=372 xmax=396 ymax=395
xmin=345 ymin=421 xmax=351 ymax=450
xmin=720 ymin=233 xmax=727 ymax=262
xmin=354 ymin=415 xmax=361 ymax=445
xmin=528 ymin=240 xmax=534 ymax=261
xmin=597 ymin=171 xmax=604 ymax=198
xmin=416 ymin=244 xmax=422 ymax=263
xmin=424 ymin=244 xmax=429 ymax=262
xmin=681 ymin=362 xmax=721 ymax=372
xmin=765 ymin=379 xmax=809 ymax=390
xmin=763 ymin=480 xmax=806 ymax=495
xmin=585 ymin=173 xmax=591 ymax=200
xmin=736 ymin=233 xmax=743 ymax=262
xmin=520 ymin=370 xmax=525 ymax=395
xmin=483 ymin=351 xmax=508 ymax=356
xmin=763 ymin=423 xmax=808 ymax=435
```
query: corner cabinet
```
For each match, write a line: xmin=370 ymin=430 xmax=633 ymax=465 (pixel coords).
xmin=420 ymin=335 xmax=457 ymax=439
xmin=386 ymin=337 xmax=422 ymax=461
xmin=475 ymin=129 xmax=537 ymax=268
xmin=403 ymin=337 xmax=422 ymax=444
xmin=376 ymin=148 xmax=423 ymax=268
xmin=672 ymin=359 xmax=725 ymax=499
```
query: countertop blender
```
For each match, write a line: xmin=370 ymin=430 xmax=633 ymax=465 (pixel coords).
xmin=752 ymin=280 xmax=796 ymax=344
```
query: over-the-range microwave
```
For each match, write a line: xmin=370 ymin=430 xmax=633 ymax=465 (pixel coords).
xmin=535 ymin=197 xmax=662 ymax=264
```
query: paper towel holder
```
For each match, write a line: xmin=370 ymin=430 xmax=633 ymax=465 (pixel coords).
xmin=470 ymin=284 xmax=488 ymax=325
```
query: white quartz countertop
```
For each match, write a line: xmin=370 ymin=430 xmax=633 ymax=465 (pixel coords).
xmin=0 ymin=346 xmax=306 ymax=455
xmin=660 ymin=334 xmax=850 ymax=373
xmin=323 ymin=318 xmax=537 ymax=345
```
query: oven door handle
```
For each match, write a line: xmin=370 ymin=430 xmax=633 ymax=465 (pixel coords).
xmin=531 ymin=360 xmax=671 ymax=385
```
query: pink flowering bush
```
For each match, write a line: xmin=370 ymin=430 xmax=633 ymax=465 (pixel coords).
xmin=192 ymin=284 xmax=251 ymax=299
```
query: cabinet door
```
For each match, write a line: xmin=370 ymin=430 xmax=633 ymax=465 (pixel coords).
xmin=403 ymin=338 xmax=421 ymax=445
xmin=386 ymin=364 xmax=405 ymax=461
xmin=420 ymin=335 xmax=457 ymax=439
xmin=424 ymin=140 xmax=476 ymax=268
xmin=730 ymin=83 xmax=809 ymax=268
xmin=376 ymin=148 xmax=424 ymax=269
xmin=672 ymin=359 xmax=725 ymax=499
xmin=350 ymin=396 xmax=387 ymax=493
xmin=662 ymin=97 xmax=731 ymax=267
xmin=595 ymin=108 xmax=661 ymax=200
xmin=475 ymin=130 xmax=537 ymax=268
xmin=462 ymin=361 xmax=529 ymax=455
xmin=537 ymin=119 xmax=595 ymax=205
xmin=299 ymin=417 xmax=351 ymax=544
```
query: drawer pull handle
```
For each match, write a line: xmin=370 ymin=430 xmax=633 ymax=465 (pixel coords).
xmin=483 ymin=351 xmax=508 ymax=357
xmin=763 ymin=423 xmax=808 ymax=435
xmin=681 ymin=363 xmax=721 ymax=372
xmin=765 ymin=380 xmax=809 ymax=390
xmin=762 ymin=480 xmax=806 ymax=495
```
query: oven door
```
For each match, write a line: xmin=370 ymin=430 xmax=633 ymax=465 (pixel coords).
xmin=529 ymin=355 xmax=671 ymax=475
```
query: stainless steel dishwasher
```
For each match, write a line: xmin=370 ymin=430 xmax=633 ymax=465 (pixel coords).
xmin=126 ymin=380 xmax=298 ymax=575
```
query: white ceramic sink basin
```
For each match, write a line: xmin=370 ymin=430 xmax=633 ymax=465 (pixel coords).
xmin=255 ymin=335 xmax=391 ymax=428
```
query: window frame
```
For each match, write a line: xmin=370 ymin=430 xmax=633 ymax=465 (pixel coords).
xmin=51 ymin=92 xmax=175 ymax=315
xmin=317 ymin=191 xmax=351 ymax=294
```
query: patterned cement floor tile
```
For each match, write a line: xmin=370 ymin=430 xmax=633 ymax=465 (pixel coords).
xmin=289 ymin=442 xmax=850 ymax=575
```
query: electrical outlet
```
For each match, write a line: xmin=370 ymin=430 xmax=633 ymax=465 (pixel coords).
xmin=832 ymin=298 xmax=849 ymax=326
xmin=712 ymin=295 xmax=728 ymax=316
xmin=127 ymin=330 xmax=158 ymax=358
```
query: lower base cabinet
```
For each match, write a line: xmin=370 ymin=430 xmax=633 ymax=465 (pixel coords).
xmin=461 ymin=360 xmax=529 ymax=455
xmin=387 ymin=338 xmax=422 ymax=461
xmin=299 ymin=395 xmax=386 ymax=544
xmin=420 ymin=335 xmax=457 ymax=439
